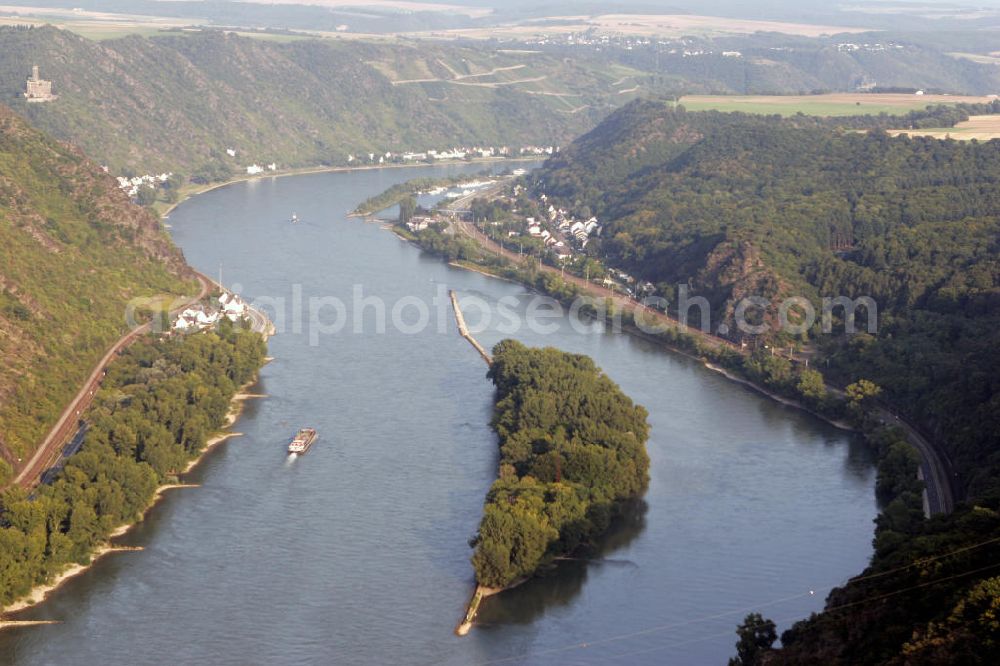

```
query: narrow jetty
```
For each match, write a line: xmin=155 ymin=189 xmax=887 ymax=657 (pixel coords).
xmin=449 ymin=290 xmax=492 ymax=366
xmin=451 ymin=288 xmax=492 ymax=635
xmin=456 ymin=586 xmax=487 ymax=636
xmin=0 ymin=620 xmax=61 ymax=630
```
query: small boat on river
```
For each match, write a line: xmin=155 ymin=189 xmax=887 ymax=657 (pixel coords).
xmin=288 ymin=427 xmax=317 ymax=455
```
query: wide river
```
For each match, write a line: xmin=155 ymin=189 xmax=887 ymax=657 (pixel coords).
xmin=1 ymin=163 xmax=877 ymax=665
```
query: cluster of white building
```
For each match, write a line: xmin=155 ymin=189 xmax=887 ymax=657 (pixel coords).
xmin=545 ymin=203 xmax=602 ymax=244
xmin=443 ymin=179 xmax=496 ymax=199
xmin=837 ymin=42 xmax=905 ymax=53
xmin=533 ymin=31 xmax=746 ymax=58
xmin=349 ymin=145 xmax=557 ymax=165
xmin=510 ymin=203 xmax=603 ymax=261
xmin=221 ymin=147 xmax=279 ymax=175
xmin=405 ymin=216 xmax=435 ymax=232
xmin=246 ymin=163 xmax=278 ymax=175
xmin=528 ymin=31 xmax=911 ymax=62
xmin=172 ymin=292 xmax=247 ymax=333
xmin=527 ymin=33 xmax=649 ymax=49
xmin=116 ymin=173 xmax=173 ymax=197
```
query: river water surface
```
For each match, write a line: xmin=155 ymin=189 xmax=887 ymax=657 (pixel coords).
xmin=0 ymin=164 xmax=877 ymax=665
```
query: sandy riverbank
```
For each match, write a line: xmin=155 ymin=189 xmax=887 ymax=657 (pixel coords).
xmin=0 ymin=385 xmax=263 ymax=619
xmin=2 ymin=544 xmax=145 ymax=615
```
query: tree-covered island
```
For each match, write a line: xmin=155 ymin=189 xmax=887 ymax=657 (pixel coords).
xmin=470 ymin=340 xmax=650 ymax=589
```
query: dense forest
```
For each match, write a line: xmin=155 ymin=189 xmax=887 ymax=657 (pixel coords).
xmin=0 ymin=324 xmax=266 ymax=606
xmin=532 ymin=100 xmax=1000 ymax=663
xmin=0 ymin=103 xmax=193 ymax=483
xmin=537 ymin=99 xmax=1000 ymax=498
xmin=471 ymin=340 xmax=650 ymax=589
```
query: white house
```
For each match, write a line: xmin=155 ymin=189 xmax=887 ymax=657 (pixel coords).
xmin=406 ymin=217 xmax=432 ymax=232
xmin=196 ymin=311 xmax=219 ymax=327
xmin=219 ymin=293 xmax=246 ymax=318
xmin=246 ymin=164 xmax=264 ymax=175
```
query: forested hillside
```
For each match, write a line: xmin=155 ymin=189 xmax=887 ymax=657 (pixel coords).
xmin=0 ymin=103 xmax=193 ymax=483
xmin=532 ymin=100 xmax=1000 ymax=662
xmin=0 ymin=26 xmax=642 ymax=177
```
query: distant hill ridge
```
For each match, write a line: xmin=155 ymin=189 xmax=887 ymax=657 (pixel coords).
xmin=0 ymin=26 xmax=625 ymax=177
xmin=5 ymin=25 xmax=1000 ymax=181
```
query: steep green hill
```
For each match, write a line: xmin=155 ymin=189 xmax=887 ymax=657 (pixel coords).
xmin=532 ymin=101 xmax=1000 ymax=662
xmin=539 ymin=99 xmax=1000 ymax=492
xmin=0 ymin=26 xmax=647 ymax=177
xmin=0 ymin=103 xmax=192 ymax=482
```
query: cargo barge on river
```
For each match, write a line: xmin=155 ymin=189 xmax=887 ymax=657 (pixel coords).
xmin=288 ymin=428 xmax=317 ymax=455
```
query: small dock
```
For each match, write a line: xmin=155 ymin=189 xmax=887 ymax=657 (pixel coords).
xmin=449 ymin=290 xmax=492 ymax=366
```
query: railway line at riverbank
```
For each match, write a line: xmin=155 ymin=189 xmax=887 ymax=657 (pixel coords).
xmin=9 ymin=271 xmax=273 ymax=491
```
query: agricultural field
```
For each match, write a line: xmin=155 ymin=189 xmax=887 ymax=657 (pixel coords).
xmin=0 ymin=14 xmax=322 ymax=42
xmin=889 ymin=114 xmax=1000 ymax=140
xmin=421 ymin=12 xmax=870 ymax=40
xmin=947 ymin=51 xmax=1000 ymax=65
xmin=679 ymin=93 xmax=995 ymax=116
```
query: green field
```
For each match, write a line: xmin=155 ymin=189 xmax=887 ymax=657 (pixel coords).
xmin=679 ymin=93 xmax=992 ymax=117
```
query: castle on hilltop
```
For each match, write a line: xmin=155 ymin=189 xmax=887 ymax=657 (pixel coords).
xmin=24 ymin=65 xmax=56 ymax=103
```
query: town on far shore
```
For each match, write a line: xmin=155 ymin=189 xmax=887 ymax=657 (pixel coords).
xmin=404 ymin=178 xmax=656 ymax=301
